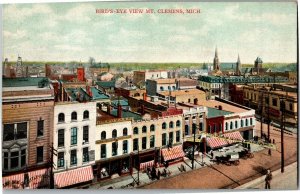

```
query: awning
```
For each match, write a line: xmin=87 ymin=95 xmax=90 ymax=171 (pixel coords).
xmin=139 ymin=160 xmax=154 ymax=171
xmin=223 ymin=131 xmax=244 ymax=141
xmin=28 ymin=168 xmax=50 ymax=189
xmin=54 ymin=166 xmax=93 ymax=188
xmin=161 ymin=145 xmax=185 ymax=161
xmin=206 ymin=137 xmax=229 ymax=149
xmin=2 ymin=173 xmax=24 ymax=189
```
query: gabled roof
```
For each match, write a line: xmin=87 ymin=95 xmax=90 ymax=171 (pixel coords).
xmin=90 ymin=87 xmax=110 ymax=100
xmin=111 ymin=99 xmax=129 ymax=106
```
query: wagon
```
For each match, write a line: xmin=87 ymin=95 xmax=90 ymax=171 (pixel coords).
xmin=239 ymin=148 xmax=254 ymax=159
xmin=215 ymin=153 xmax=240 ymax=166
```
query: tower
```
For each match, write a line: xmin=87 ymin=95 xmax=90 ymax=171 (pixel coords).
xmin=236 ymin=54 xmax=241 ymax=75
xmin=45 ymin=64 xmax=52 ymax=77
xmin=77 ymin=64 xmax=85 ymax=82
xmin=16 ymin=55 xmax=23 ymax=77
xmin=3 ymin=58 xmax=8 ymax=77
xmin=213 ymin=47 xmax=220 ymax=71
xmin=254 ymin=57 xmax=263 ymax=69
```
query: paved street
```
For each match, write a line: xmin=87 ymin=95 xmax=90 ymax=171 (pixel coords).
xmin=237 ymin=162 xmax=298 ymax=189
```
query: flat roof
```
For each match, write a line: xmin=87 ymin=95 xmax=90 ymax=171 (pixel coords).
xmin=207 ymin=107 xmax=233 ymax=118
xmin=2 ymin=77 xmax=50 ymax=88
xmin=197 ymin=100 xmax=248 ymax=113
xmin=158 ymin=89 xmax=205 ymax=96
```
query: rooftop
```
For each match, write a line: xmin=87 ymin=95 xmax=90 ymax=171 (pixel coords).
xmin=95 ymin=81 xmax=115 ymax=88
xmin=111 ymin=109 xmax=142 ymax=121
xmin=158 ymin=89 xmax=205 ymax=96
xmin=89 ymin=87 xmax=110 ymax=100
xmin=3 ymin=77 xmax=49 ymax=88
xmin=206 ymin=107 xmax=233 ymax=118
xmin=151 ymin=78 xmax=176 ymax=84
xmin=198 ymin=75 xmax=289 ymax=83
xmin=197 ymin=99 xmax=248 ymax=113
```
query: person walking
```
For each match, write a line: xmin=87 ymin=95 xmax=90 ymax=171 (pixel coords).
xmin=265 ymin=169 xmax=272 ymax=189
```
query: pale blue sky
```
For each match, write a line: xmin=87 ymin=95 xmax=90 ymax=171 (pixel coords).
xmin=3 ymin=2 xmax=297 ymax=63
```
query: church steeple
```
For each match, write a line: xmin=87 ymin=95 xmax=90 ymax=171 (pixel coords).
xmin=236 ymin=54 xmax=241 ymax=75
xmin=213 ymin=47 xmax=220 ymax=71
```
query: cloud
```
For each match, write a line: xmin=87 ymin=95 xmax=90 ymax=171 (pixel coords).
xmin=168 ymin=34 xmax=192 ymax=43
xmin=3 ymin=30 xmax=27 ymax=40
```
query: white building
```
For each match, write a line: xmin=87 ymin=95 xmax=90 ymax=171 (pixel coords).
xmin=53 ymin=101 xmax=97 ymax=172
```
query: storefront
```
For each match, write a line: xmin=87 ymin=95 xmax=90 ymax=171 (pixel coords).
xmin=161 ymin=144 xmax=185 ymax=165
xmin=206 ymin=137 xmax=229 ymax=151
xmin=131 ymin=148 xmax=158 ymax=171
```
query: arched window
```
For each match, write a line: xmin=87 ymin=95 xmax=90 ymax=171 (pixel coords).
xmin=58 ymin=113 xmax=65 ymax=122
xmin=246 ymin=119 xmax=248 ymax=126
xmin=123 ymin=128 xmax=128 ymax=136
xmin=160 ymin=86 xmax=164 ymax=91
xmin=176 ymin=120 xmax=181 ymax=127
xmin=250 ymin=118 xmax=253 ymax=125
xmin=150 ymin=124 xmax=155 ymax=132
xmin=169 ymin=121 xmax=174 ymax=128
xmin=192 ymin=123 xmax=197 ymax=134
xmin=112 ymin=129 xmax=117 ymax=138
xmin=162 ymin=122 xmax=167 ymax=129
xmin=241 ymin=120 xmax=244 ymax=128
xmin=235 ymin=121 xmax=238 ymax=128
xmin=225 ymin=122 xmax=228 ymax=130
xmin=101 ymin=131 xmax=106 ymax=140
xmin=133 ymin=127 xmax=139 ymax=134
xmin=172 ymin=86 xmax=176 ymax=90
xmin=83 ymin=110 xmax=89 ymax=119
xmin=142 ymin=126 xmax=147 ymax=133
xmin=230 ymin=122 xmax=233 ymax=129
xmin=71 ymin=112 xmax=77 ymax=121
xmin=168 ymin=86 xmax=171 ymax=91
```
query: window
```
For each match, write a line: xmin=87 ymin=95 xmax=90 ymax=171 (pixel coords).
xmin=58 ymin=129 xmax=64 ymax=147
xmin=123 ymin=140 xmax=128 ymax=154
xmin=176 ymin=120 xmax=181 ymax=127
xmin=169 ymin=121 xmax=174 ymax=128
xmin=123 ymin=128 xmax=128 ymax=136
xmin=142 ymin=126 xmax=147 ymax=133
xmin=142 ymin=137 xmax=147 ymax=149
xmin=70 ymin=150 xmax=77 ymax=165
xmin=241 ymin=120 xmax=244 ymax=128
xmin=199 ymin=122 xmax=203 ymax=131
xmin=112 ymin=129 xmax=117 ymax=138
xmin=162 ymin=133 xmax=167 ymax=146
xmin=83 ymin=110 xmax=89 ymax=119
xmin=160 ymin=86 xmax=164 ymax=91
xmin=250 ymin=118 xmax=253 ymax=125
xmin=265 ymin=97 xmax=269 ymax=105
xmin=133 ymin=138 xmax=139 ymax=151
xmin=4 ymin=152 xmax=8 ymax=170
xmin=3 ymin=149 xmax=27 ymax=171
xmin=83 ymin=126 xmax=89 ymax=143
xmin=71 ymin=127 xmax=77 ymax=145
xmin=101 ymin=144 xmax=106 ymax=158
xmin=37 ymin=120 xmax=44 ymax=137
xmin=112 ymin=142 xmax=118 ymax=156
xmin=133 ymin=127 xmax=138 ymax=134
xmin=176 ymin=131 xmax=180 ymax=142
xmin=58 ymin=113 xmax=65 ymax=122
xmin=150 ymin=135 xmax=155 ymax=148
xmin=71 ymin=112 xmax=77 ymax=121
xmin=83 ymin=147 xmax=89 ymax=163
xmin=185 ymin=125 xmax=189 ymax=135
xmin=230 ymin=122 xmax=233 ymax=129
xmin=235 ymin=121 xmax=238 ymax=128
xmin=57 ymin=152 xmax=64 ymax=168
xmin=3 ymin=122 xmax=28 ymax=141
xmin=36 ymin=146 xmax=43 ymax=163
xmin=192 ymin=123 xmax=197 ymax=134
xmin=246 ymin=119 xmax=248 ymax=126
xmin=272 ymin=98 xmax=277 ymax=107
xmin=169 ymin=132 xmax=173 ymax=145
xmin=225 ymin=122 xmax=228 ymax=130
xmin=21 ymin=150 xmax=26 ymax=167
xmin=11 ymin=151 xmax=19 ymax=169
xmin=162 ymin=122 xmax=167 ymax=129
xmin=289 ymin=103 xmax=293 ymax=111
xmin=150 ymin=124 xmax=155 ymax=132
xmin=101 ymin=131 xmax=106 ymax=140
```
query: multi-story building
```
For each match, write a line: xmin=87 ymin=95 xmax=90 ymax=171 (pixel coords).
xmin=2 ymin=77 xmax=54 ymax=189
xmin=158 ymin=89 xmax=206 ymax=104
xmin=133 ymin=70 xmax=168 ymax=85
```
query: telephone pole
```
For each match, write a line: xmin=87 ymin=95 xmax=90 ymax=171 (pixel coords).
xmin=49 ymin=143 xmax=57 ymax=189
xmin=260 ymin=90 xmax=264 ymax=139
xmin=279 ymin=95 xmax=286 ymax=173
xmin=191 ymin=127 xmax=196 ymax=169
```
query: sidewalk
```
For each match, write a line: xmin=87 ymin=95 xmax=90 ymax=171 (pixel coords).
xmin=89 ymin=153 xmax=213 ymax=189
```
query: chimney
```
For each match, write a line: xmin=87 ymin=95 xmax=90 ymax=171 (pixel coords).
xmin=77 ymin=67 xmax=85 ymax=82
xmin=117 ymin=104 xmax=122 ymax=118
xmin=86 ymin=85 xmax=92 ymax=97
xmin=141 ymin=104 xmax=145 ymax=115
xmin=219 ymin=105 xmax=222 ymax=110
xmin=143 ymin=93 xmax=147 ymax=101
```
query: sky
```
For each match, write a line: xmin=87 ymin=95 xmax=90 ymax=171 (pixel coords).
xmin=2 ymin=1 xmax=298 ymax=63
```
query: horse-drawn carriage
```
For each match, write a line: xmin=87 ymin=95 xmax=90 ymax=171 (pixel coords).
xmin=238 ymin=148 xmax=254 ymax=159
xmin=214 ymin=153 xmax=240 ymax=166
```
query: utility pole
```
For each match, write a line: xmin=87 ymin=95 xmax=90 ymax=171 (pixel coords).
xmin=137 ymin=144 xmax=140 ymax=185
xmin=191 ymin=126 xmax=196 ymax=169
xmin=267 ymin=92 xmax=270 ymax=142
xmin=260 ymin=90 xmax=264 ymax=139
xmin=280 ymin=95 xmax=286 ymax=173
xmin=49 ymin=143 xmax=57 ymax=189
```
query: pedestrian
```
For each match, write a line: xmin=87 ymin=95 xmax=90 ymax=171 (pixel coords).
xmin=265 ymin=169 xmax=272 ymax=189
xmin=157 ymin=170 xmax=161 ymax=180
xmin=268 ymin=149 xmax=272 ymax=156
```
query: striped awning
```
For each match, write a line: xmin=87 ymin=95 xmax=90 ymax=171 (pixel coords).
xmin=2 ymin=173 xmax=24 ymax=189
xmin=161 ymin=145 xmax=185 ymax=161
xmin=54 ymin=166 xmax=93 ymax=188
xmin=140 ymin=160 xmax=154 ymax=171
xmin=28 ymin=168 xmax=50 ymax=189
xmin=223 ymin=131 xmax=244 ymax=141
xmin=206 ymin=137 xmax=229 ymax=149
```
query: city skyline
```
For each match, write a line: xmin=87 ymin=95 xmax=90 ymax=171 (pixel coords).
xmin=3 ymin=2 xmax=297 ymax=63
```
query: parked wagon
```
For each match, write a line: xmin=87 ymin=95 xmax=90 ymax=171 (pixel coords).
xmin=239 ymin=148 xmax=254 ymax=159
xmin=215 ymin=153 xmax=240 ymax=166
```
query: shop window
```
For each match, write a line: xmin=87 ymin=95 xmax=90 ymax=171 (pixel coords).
xmin=101 ymin=144 xmax=106 ymax=158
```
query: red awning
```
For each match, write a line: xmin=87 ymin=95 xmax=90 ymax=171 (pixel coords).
xmin=54 ymin=166 xmax=93 ymax=188
xmin=2 ymin=173 xmax=24 ymax=189
xmin=206 ymin=137 xmax=228 ymax=149
xmin=140 ymin=160 xmax=154 ymax=171
xmin=223 ymin=131 xmax=244 ymax=141
xmin=28 ymin=168 xmax=50 ymax=189
xmin=161 ymin=145 xmax=185 ymax=161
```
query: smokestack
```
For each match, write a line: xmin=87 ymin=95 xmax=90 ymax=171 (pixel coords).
xmin=117 ymin=103 xmax=122 ymax=118
xmin=143 ymin=93 xmax=147 ymax=101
